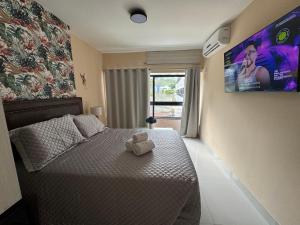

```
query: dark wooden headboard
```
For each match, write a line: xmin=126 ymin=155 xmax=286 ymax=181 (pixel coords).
xmin=3 ymin=97 xmax=83 ymax=130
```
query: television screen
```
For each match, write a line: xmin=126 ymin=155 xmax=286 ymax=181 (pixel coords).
xmin=224 ymin=6 xmax=300 ymax=92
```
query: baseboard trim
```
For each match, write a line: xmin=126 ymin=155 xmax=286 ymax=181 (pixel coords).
xmin=202 ymin=141 xmax=280 ymax=225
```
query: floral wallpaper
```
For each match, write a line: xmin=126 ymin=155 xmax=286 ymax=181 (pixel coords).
xmin=0 ymin=0 xmax=76 ymax=101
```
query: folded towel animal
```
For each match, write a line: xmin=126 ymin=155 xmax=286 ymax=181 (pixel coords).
xmin=132 ymin=132 xmax=148 ymax=143
xmin=132 ymin=140 xmax=155 ymax=156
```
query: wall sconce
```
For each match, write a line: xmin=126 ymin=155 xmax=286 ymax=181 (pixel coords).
xmin=80 ymin=73 xmax=87 ymax=86
xmin=90 ymin=106 xmax=103 ymax=118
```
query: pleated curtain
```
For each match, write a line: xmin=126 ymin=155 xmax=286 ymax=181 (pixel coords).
xmin=180 ymin=67 xmax=200 ymax=137
xmin=104 ymin=68 xmax=148 ymax=128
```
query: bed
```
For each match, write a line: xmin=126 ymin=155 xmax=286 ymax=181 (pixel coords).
xmin=4 ymin=97 xmax=201 ymax=225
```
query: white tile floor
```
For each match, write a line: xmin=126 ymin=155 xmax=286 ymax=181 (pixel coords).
xmin=183 ymin=138 xmax=270 ymax=225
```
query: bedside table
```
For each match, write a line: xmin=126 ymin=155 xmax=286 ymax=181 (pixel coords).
xmin=0 ymin=200 xmax=32 ymax=225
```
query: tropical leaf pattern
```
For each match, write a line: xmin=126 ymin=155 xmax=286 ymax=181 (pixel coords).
xmin=0 ymin=0 xmax=76 ymax=101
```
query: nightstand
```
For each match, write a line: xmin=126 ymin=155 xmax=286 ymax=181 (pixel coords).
xmin=0 ymin=201 xmax=32 ymax=225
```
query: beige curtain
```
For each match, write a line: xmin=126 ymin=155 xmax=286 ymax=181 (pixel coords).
xmin=105 ymin=68 xmax=148 ymax=128
xmin=180 ymin=67 xmax=200 ymax=137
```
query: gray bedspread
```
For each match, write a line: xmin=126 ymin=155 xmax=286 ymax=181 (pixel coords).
xmin=17 ymin=128 xmax=200 ymax=225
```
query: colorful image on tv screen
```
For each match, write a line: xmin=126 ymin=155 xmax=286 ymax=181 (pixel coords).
xmin=224 ymin=6 xmax=300 ymax=92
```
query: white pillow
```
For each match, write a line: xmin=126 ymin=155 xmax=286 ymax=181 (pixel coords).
xmin=73 ymin=114 xmax=105 ymax=138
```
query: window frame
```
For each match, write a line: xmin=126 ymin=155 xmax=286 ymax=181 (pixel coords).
xmin=150 ymin=74 xmax=185 ymax=120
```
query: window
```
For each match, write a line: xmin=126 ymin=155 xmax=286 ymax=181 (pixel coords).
xmin=149 ymin=72 xmax=185 ymax=119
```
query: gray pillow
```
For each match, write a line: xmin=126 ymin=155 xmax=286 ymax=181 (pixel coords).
xmin=73 ymin=114 xmax=105 ymax=138
xmin=10 ymin=115 xmax=85 ymax=172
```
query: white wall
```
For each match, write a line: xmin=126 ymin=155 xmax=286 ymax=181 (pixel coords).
xmin=0 ymin=100 xmax=21 ymax=214
xmin=200 ymin=1 xmax=300 ymax=225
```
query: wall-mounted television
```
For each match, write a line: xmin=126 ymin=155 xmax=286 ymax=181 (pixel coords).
xmin=224 ymin=6 xmax=300 ymax=92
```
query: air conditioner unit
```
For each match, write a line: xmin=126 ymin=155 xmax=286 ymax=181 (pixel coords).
xmin=203 ymin=26 xmax=231 ymax=58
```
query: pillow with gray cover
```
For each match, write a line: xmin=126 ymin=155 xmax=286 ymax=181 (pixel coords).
xmin=73 ymin=114 xmax=105 ymax=138
xmin=10 ymin=115 xmax=85 ymax=172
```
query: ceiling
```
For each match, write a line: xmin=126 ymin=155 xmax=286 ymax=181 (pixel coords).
xmin=36 ymin=0 xmax=253 ymax=53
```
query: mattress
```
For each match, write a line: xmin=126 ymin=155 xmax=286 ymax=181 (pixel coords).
xmin=16 ymin=128 xmax=200 ymax=225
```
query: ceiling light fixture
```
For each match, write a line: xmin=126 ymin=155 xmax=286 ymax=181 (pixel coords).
xmin=130 ymin=8 xmax=147 ymax=24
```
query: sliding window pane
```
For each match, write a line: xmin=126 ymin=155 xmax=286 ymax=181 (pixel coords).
xmin=154 ymin=106 xmax=183 ymax=118
xmin=154 ymin=77 xmax=185 ymax=102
